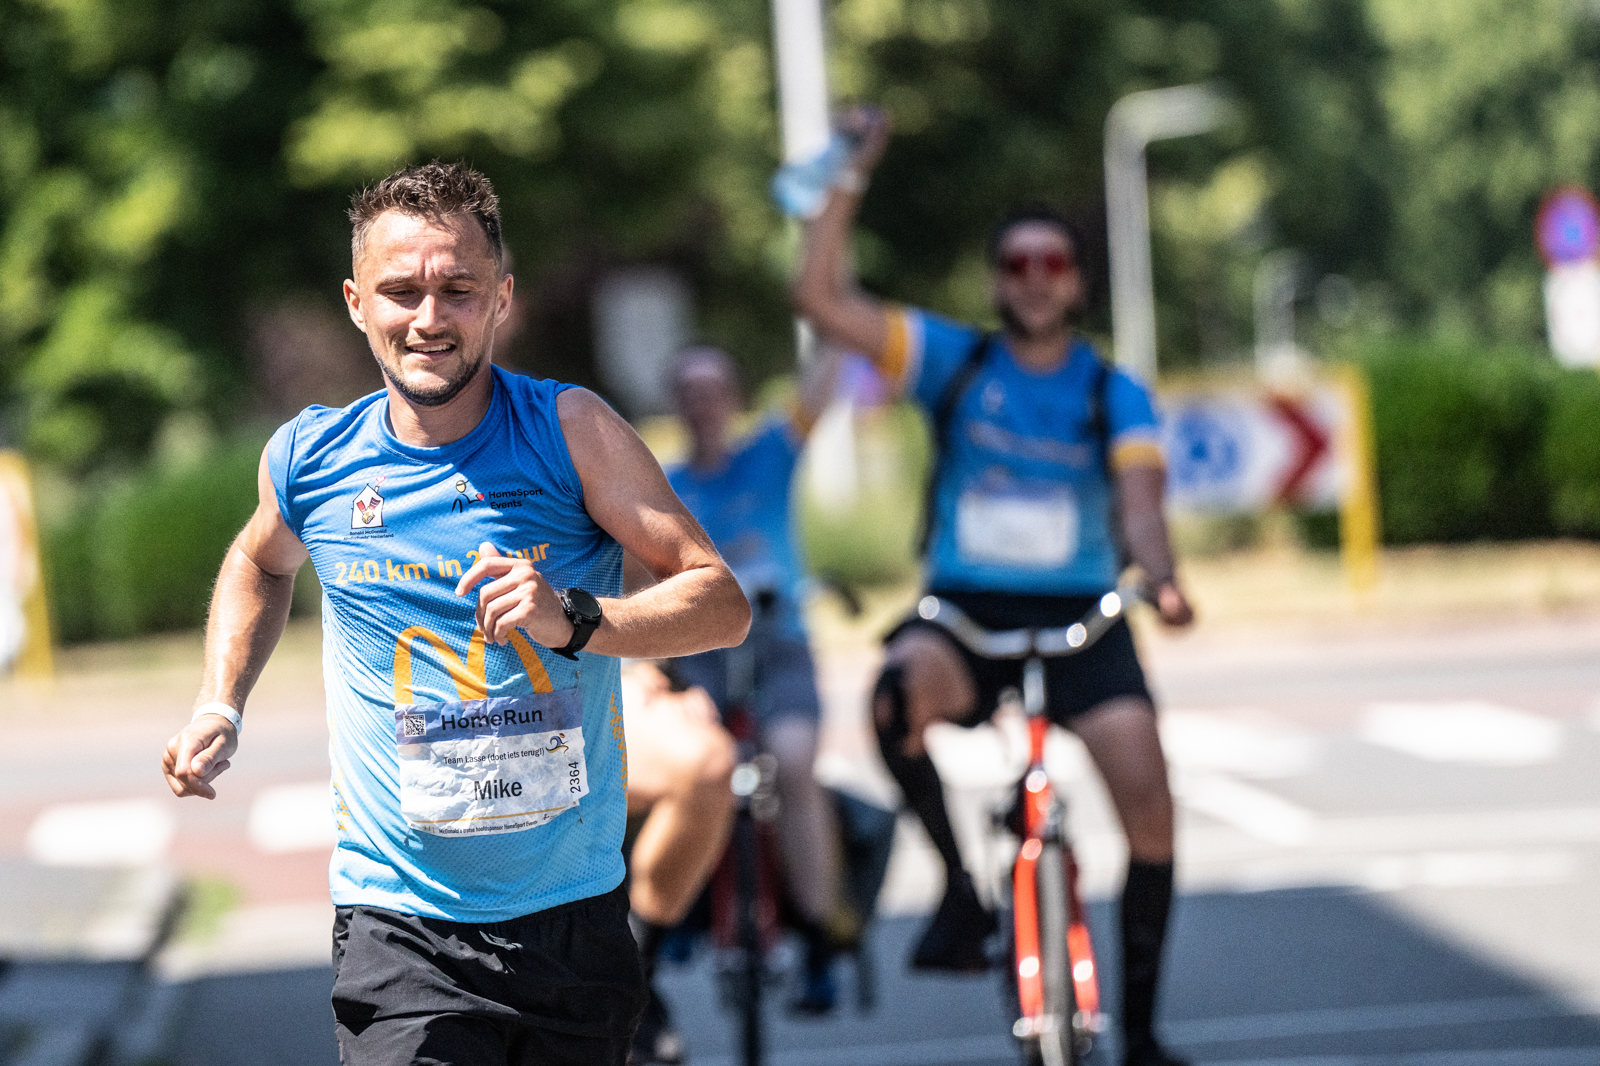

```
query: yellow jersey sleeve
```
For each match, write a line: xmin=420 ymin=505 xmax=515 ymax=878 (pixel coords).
xmin=1110 ymin=435 xmax=1166 ymax=471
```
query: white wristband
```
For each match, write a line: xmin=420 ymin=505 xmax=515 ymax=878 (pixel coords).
xmin=192 ymin=702 xmax=242 ymax=734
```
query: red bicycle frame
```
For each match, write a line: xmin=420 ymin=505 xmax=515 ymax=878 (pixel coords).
xmin=1011 ymin=657 xmax=1101 ymax=1036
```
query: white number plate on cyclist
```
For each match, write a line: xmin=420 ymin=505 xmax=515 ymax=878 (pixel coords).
xmin=956 ymin=488 xmax=1079 ymax=569
xmin=393 ymin=691 xmax=587 ymax=837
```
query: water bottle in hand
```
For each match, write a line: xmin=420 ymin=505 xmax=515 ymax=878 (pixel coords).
xmin=771 ymin=130 xmax=863 ymax=220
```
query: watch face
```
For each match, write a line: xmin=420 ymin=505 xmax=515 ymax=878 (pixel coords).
xmin=565 ymin=587 xmax=602 ymax=624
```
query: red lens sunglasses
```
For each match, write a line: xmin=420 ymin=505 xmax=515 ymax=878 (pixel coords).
xmin=1000 ymin=250 xmax=1074 ymax=279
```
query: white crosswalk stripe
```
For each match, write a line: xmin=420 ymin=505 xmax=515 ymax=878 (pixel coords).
xmin=247 ymin=782 xmax=336 ymax=854
xmin=1359 ymin=701 xmax=1563 ymax=765
xmin=26 ymin=799 xmax=175 ymax=867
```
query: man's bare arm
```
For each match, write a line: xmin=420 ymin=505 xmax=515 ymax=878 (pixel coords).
xmin=455 ymin=390 xmax=750 ymax=659
xmin=1116 ymin=465 xmax=1194 ymax=627
xmin=566 ymin=389 xmax=750 ymax=656
xmin=162 ymin=449 xmax=309 ymax=799
xmin=792 ymin=109 xmax=894 ymax=362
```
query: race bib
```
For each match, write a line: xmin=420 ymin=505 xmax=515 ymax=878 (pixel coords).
xmin=394 ymin=691 xmax=588 ymax=838
xmin=956 ymin=486 xmax=1079 ymax=569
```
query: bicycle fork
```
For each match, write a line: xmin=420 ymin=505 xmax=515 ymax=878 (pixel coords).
xmin=1011 ymin=656 xmax=1103 ymax=1050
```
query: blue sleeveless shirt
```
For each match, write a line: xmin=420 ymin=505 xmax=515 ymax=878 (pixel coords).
xmin=266 ymin=367 xmax=627 ymax=922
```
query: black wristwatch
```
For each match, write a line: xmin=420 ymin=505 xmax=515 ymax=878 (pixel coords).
xmin=553 ymin=587 xmax=603 ymax=660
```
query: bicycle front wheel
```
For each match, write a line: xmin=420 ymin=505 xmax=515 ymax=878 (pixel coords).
xmin=1020 ymin=841 xmax=1078 ymax=1066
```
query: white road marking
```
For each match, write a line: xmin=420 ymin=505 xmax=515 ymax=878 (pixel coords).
xmin=1355 ymin=848 xmax=1578 ymax=892
xmin=1161 ymin=710 xmax=1319 ymax=779
xmin=1360 ymin=702 xmax=1562 ymax=765
xmin=1173 ymin=771 xmax=1317 ymax=845
xmin=248 ymin=783 xmax=336 ymax=854
xmin=26 ymin=799 xmax=175 ymax=867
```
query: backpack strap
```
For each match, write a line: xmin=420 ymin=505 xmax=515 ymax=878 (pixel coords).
xmin=917 ymin=331 xmax=993 ymax=556
xmin=1087 ymin=354 xmax=1132 ymax=570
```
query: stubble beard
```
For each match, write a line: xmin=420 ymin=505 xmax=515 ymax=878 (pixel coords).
xmin=378 ymin=344 xmax=488 ymax=408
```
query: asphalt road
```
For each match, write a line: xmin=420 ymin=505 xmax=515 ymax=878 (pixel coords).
xmin=5 ymin=611 xmax=1600 ymax=1065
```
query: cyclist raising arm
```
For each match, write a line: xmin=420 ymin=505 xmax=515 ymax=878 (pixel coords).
xmin=794 ymin=109 xmax=1194 ymax=1066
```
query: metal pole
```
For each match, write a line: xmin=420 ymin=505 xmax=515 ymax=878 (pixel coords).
xmin=1253 ymin=249 xmax=1305 ymax=381
xmin=771 ymin=0 xmax=831 ymax=166
xmin=771 ymin=0 xmax=831 ymax=368
xmin=1104 ymin=84 xmax=1233 ymax=384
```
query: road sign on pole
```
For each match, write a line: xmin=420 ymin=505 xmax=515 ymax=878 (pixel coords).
xmin=1537 ymin=186 xmax=1600 ymax=368
xmin=1161 ymin=369 xmax=1380 ymax=590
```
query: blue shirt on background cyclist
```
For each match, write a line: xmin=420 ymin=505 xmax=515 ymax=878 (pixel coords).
xmin=793 ymin=107 xmax=1197 ymax=1066
xmin=662 ymin=345 xmax=851 ymax=1015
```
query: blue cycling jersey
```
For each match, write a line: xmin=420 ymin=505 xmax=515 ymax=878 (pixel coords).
xmin=266 ymin=367 xmax=627 ymax=922
xmin=890 ymin=308 xmax=1164 ymax=596
xmin=666 ymin=418 xmax=808 ymax=637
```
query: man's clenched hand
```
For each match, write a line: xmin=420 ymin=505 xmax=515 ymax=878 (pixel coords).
xmin=455 ymin=542 xmax=575 ymax=648
xmin=162 ymin=715 xmax=238 ymax=800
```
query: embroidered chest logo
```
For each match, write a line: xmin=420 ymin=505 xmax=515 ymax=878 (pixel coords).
xmin=351 ymin=484 xmax=385 ymax=529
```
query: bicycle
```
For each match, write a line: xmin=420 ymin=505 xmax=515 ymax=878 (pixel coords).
xmin=670 ymin=589 xmax=894 ymax=1066
xmin=912 ymin=585 xmax=1139 ymax=1066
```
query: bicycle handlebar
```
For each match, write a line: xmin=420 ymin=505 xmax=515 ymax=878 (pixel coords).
xmin=913 ymin=584 xmax=1144 ymax=660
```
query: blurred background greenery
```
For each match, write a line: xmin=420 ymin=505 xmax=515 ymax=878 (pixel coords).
xmin=5 ymin=0 xmax=1600 ymax=640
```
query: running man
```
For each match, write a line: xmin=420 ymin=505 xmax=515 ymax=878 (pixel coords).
xmin=161 ymin=161 xmax=750 ymax=1066
xmin=659 ymin=345 xmax=847 ymax=1013
xmin=793 ymin=111 xmax=1196 ymax=1066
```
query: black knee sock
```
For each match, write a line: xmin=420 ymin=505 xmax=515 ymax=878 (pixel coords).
xmin=874 ymin=667 xmax=965 ymax=881
xmin=1119 ymin=860 xmax=1175 ymax=1048
xmin=629 ymin=911 xmax=669 ymax=981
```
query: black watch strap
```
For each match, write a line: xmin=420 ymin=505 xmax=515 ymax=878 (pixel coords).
xmin=553 ymin=587 xmax=602 ymax=660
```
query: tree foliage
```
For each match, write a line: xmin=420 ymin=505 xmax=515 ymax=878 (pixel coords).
xmin=2 ymin=0 xmax=1598 ymax=486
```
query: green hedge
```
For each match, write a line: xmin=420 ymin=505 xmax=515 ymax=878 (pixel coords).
xmin=1357 ymin=337 xmax=1563 ymax=544
xmin=45 ymin=439 xmax=269 ymax=643
xmin=1545 ymin=367 xmax=1600 ymax=536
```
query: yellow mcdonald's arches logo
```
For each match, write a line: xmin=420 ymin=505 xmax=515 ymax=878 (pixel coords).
xmin=393 ymin=625 xmax=554 ymax=703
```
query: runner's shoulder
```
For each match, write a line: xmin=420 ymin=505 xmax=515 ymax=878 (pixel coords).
xmin=269 ymin=389 xmax=386 ymax=468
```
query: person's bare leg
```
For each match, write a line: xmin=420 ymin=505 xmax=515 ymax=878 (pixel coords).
xmin=1071 ymin=696 xmax=1181 ymax=1064
xmin=625 ymin=684 xmax=737 ymax=925
xmin=875 ymin=629 xmax=977 ymax=757
xmin=1069 ymin=696 xmax=1173 ymax=863
xmin=764 ymin=716 xmax=840 ymax=927
xmin=872 ymin=629 xmax=994 ymax=970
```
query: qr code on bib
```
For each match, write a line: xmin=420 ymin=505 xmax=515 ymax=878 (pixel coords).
xmin=402 ymin=713 xmax=426 ymax=738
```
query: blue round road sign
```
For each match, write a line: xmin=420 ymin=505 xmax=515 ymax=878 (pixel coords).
xmin=1537 ymin=187 xmax=1600 ymax=266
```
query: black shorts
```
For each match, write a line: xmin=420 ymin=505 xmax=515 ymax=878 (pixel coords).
xmin=331 ymin=884 xmax=646 ymax=1066
xmin=886 ymin=589 xmax=1152 ymax=727
xmin=670 ymin=633 xmax=822 ymax=726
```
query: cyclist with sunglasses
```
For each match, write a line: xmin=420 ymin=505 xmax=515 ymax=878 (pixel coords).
xmin=792 ymin=108 xmax=1195 ymax=1066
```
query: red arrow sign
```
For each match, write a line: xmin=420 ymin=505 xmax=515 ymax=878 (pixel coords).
xmin=1268 ymin=395 xmax=1331 ymax=504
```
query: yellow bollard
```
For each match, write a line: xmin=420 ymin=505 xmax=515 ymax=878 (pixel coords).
xmin=1332 ymin=365 xmax=1381 ymax=592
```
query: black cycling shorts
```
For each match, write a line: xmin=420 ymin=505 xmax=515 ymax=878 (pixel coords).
xmin=331 ymin=884 xmax=645 ymax=1066
xmin=885 ymin=589 xmax=1152 ymax=727
xmin=669 ymin=632 xmax=822 ymax=725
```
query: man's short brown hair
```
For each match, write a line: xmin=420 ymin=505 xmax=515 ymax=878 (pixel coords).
xmin=348 ymin=161 xmax=503 ymax=267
